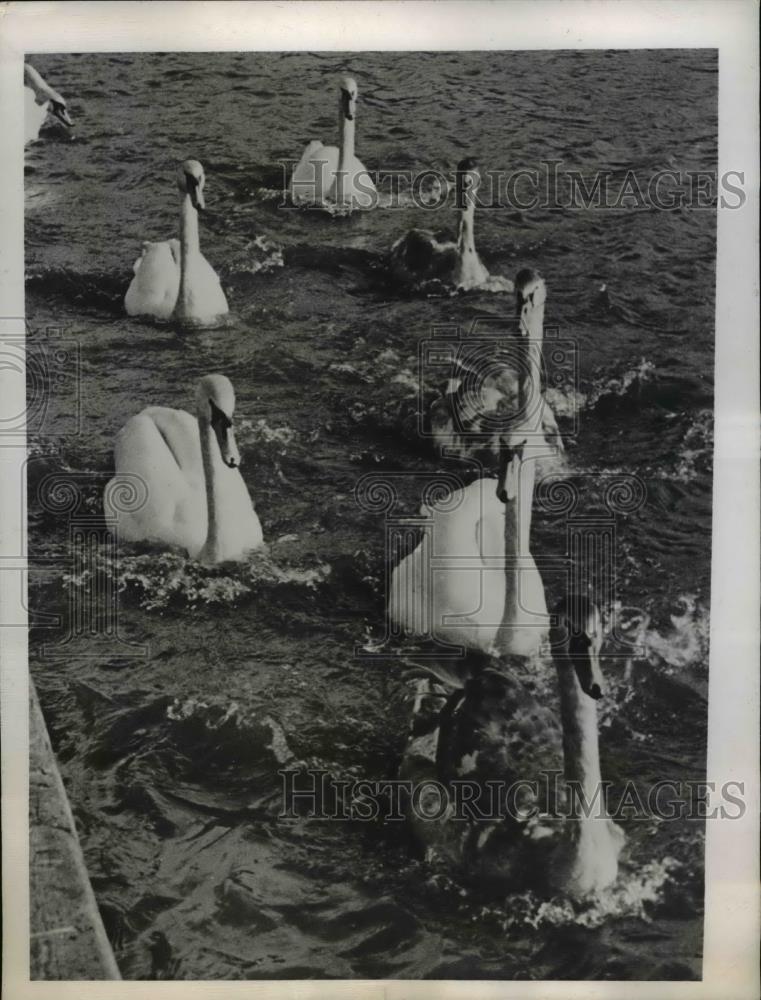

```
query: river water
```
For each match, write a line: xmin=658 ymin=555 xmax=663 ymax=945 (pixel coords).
xmin=26 ymin=49 xmax=715 ymax=980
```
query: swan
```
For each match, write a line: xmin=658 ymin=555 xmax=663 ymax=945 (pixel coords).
xmin=125 ymin=159 xmax=229 ymax=328
xmin=399 ymin=594 xmax=625 ymax=898
xmin=430 ymin=269 xmax=563 ymax=462
xmin=104 ymin=374 xmax=263 ymax=564
xmin=389 ymin=158 xmax=512 ymax=292
xmin=24 ymin=63 xmax=73 ymax=144
xmin=390 ymin=452 xmax=549 ymax=659
xmin=291 ymin=76 xmax=377 ymax=210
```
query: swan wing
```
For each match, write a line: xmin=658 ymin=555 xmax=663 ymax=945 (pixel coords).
xmin=446 ymin=668 xmax=563 ymax=789
xmin=173 ymin=251 xmax=229 ymax=326
xmin=389 ymin=229 xmax=456 ymax=282
xmin=291 ymin=143 xmax=340 ymax=205
xmin=203 ymin=455 xmax=265 ymax=561
xmin=124 ymin=240 xmax=180 ymax=320
xmin=25 ymin=87 xmax=47 ymax=144
xmin=390 ymin=481 xmax=504 ymax=651
xmin=107 ymin=407 xmax=206 ymax=555
xmin=325 ymin=153 xmax=377 ymax=208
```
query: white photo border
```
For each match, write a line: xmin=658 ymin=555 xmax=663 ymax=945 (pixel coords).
xmin=1 ymin=2 xmax=758 ymax=998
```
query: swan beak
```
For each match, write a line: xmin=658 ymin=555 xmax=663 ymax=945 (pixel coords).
xmin=340 ymin=88 xmax=355 ymax=121
xmin=573 ymin=646 xmax=605 ymax=700
xmin=210 ymin=404 xmax=240 ymax=468
xmin=216 ymin=424 xmax=240 ymax=468
xmin=185 ymin=174 xmax=206 ymax=212
xmin=51 ymin=100 xmax=73 ymax=127
xmin=496 ymin=440 xmax=525 ymax=504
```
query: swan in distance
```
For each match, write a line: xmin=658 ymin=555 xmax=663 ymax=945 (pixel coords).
xmin=389 ymin=158 xmax=512 ymax=292
xmin=400 ymin=594 xmax=625 ymax=898
xmin=291 ymin=76 xmax=377 ymax=210
xmin=125 ymin=160 xmax=229 ymax=328
xmin=24 ymin=63 xmax=73 ymax=144
xmin=104 ymin=375 xmax=263 ymax=564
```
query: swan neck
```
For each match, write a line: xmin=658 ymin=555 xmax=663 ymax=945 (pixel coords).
xmin=557 ymin=660 xmax=602 ymax=799
xmin=521 ymin=300 xmax=546 ymax=342
xmin=501 ymin=476 xmax=523 ymax=628
xmin=178 ymin=194 xmax=200 ymax=314
xmin=338 ymin=112 xmax=356 ymax=166
xmin=180 ymin=194 xmax=200 ymax=259
xmin=337 ymin=113 xmax=356 ymax=202
xmin=456 ymin=200 xmax=476 ymax=255
xmin=198 ymin=415 xmax=221 ymax=559
xmin=24 ymin=65 xmax=49 ymax=102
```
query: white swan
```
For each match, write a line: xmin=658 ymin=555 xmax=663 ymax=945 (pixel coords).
xmin=389 ymin=158 xmax=512 ymax=292
xmin=104 ymin=375 xmax=263 ymax=564
xmin=24 ymin=63 xmax=73 ymax=144
xmin=291 ymin=76 xmax=377 ymax=210
xmin=125 ymin=160 xmax=229 ymax=328
xmin=390 ymin=455 xmax=549 ymax=659
xmin=400 ymin=595 xmax=625 ymax=898
xmin=430 ymin=269 xmax=563 ymax=462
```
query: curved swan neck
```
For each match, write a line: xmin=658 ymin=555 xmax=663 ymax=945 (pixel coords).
xmin=198 ymin=412 xmax=221 ymax=560
xmin=24 ymin=64 xmax=51 ymax=102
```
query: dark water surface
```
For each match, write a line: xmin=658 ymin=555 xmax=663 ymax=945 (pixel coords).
xmin=27 ymin=50 xmax=715 ymax=980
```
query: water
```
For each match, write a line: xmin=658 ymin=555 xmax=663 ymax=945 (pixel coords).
xmin=26 ymin=50 xmax=715 ymax=980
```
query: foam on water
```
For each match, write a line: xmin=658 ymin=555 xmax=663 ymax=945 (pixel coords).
xmin=64 ymin=546 xmax=331 ymax=611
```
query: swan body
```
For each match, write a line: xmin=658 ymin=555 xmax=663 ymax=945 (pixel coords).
xmin=24 ymin=64 xmax=73 ymax=144
xmin=104 ymin=375 xmax=263 ymax=564
xmin=124 ymin=240 xmax=181 ymax=321
xmin=398 ymin=597 xmax=625 ymax=898
xmin=125 ymin=160 xmax=229 ymax=328
xmin=390 ymin=473 xmax=549 ymax=657
xmin=291 ymin=77 xmax=377 ymax=210
xmin=390 ymin=159 xmax=511 ymax=291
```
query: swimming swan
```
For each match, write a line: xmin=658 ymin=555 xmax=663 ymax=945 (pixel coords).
xmin=430 ymin=269 xmax=563 ymax=462
xmin=24 ymin=63 xmax=73 ymax=144
xmin=125 ymin=160 xmax=229 ymax=328
xmin=389 ymin=159 xmax=512 ymax=292
xmin=104 ymin=374 xmax=263 ymax=564
xmin=291 ymin=76 xmax=377 ymax=210
xmin=400 ymin=595 xmax=625 ymax=898
xmin=389 ymin=448 xmax=549 ymax=659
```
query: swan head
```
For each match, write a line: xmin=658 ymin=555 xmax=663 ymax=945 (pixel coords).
xmin=196 ymin=374 xmax=240 ymax=468
xmin=177 ymin=159 xmax=206 ymax=211
xmin=455 ymin=157 xmax=481 ymax=210
xmin=515 ymin=268 xmax=547 ymax=318
xmin=24 ymin=64 xmax=73 ymax=127
xmin=495 ymin=433 xmax=527 ymax=504
xmin=339 ymin=76 xmax=358 ymax=121
xmin=551 ymin=595 xmax=605 ymax=700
